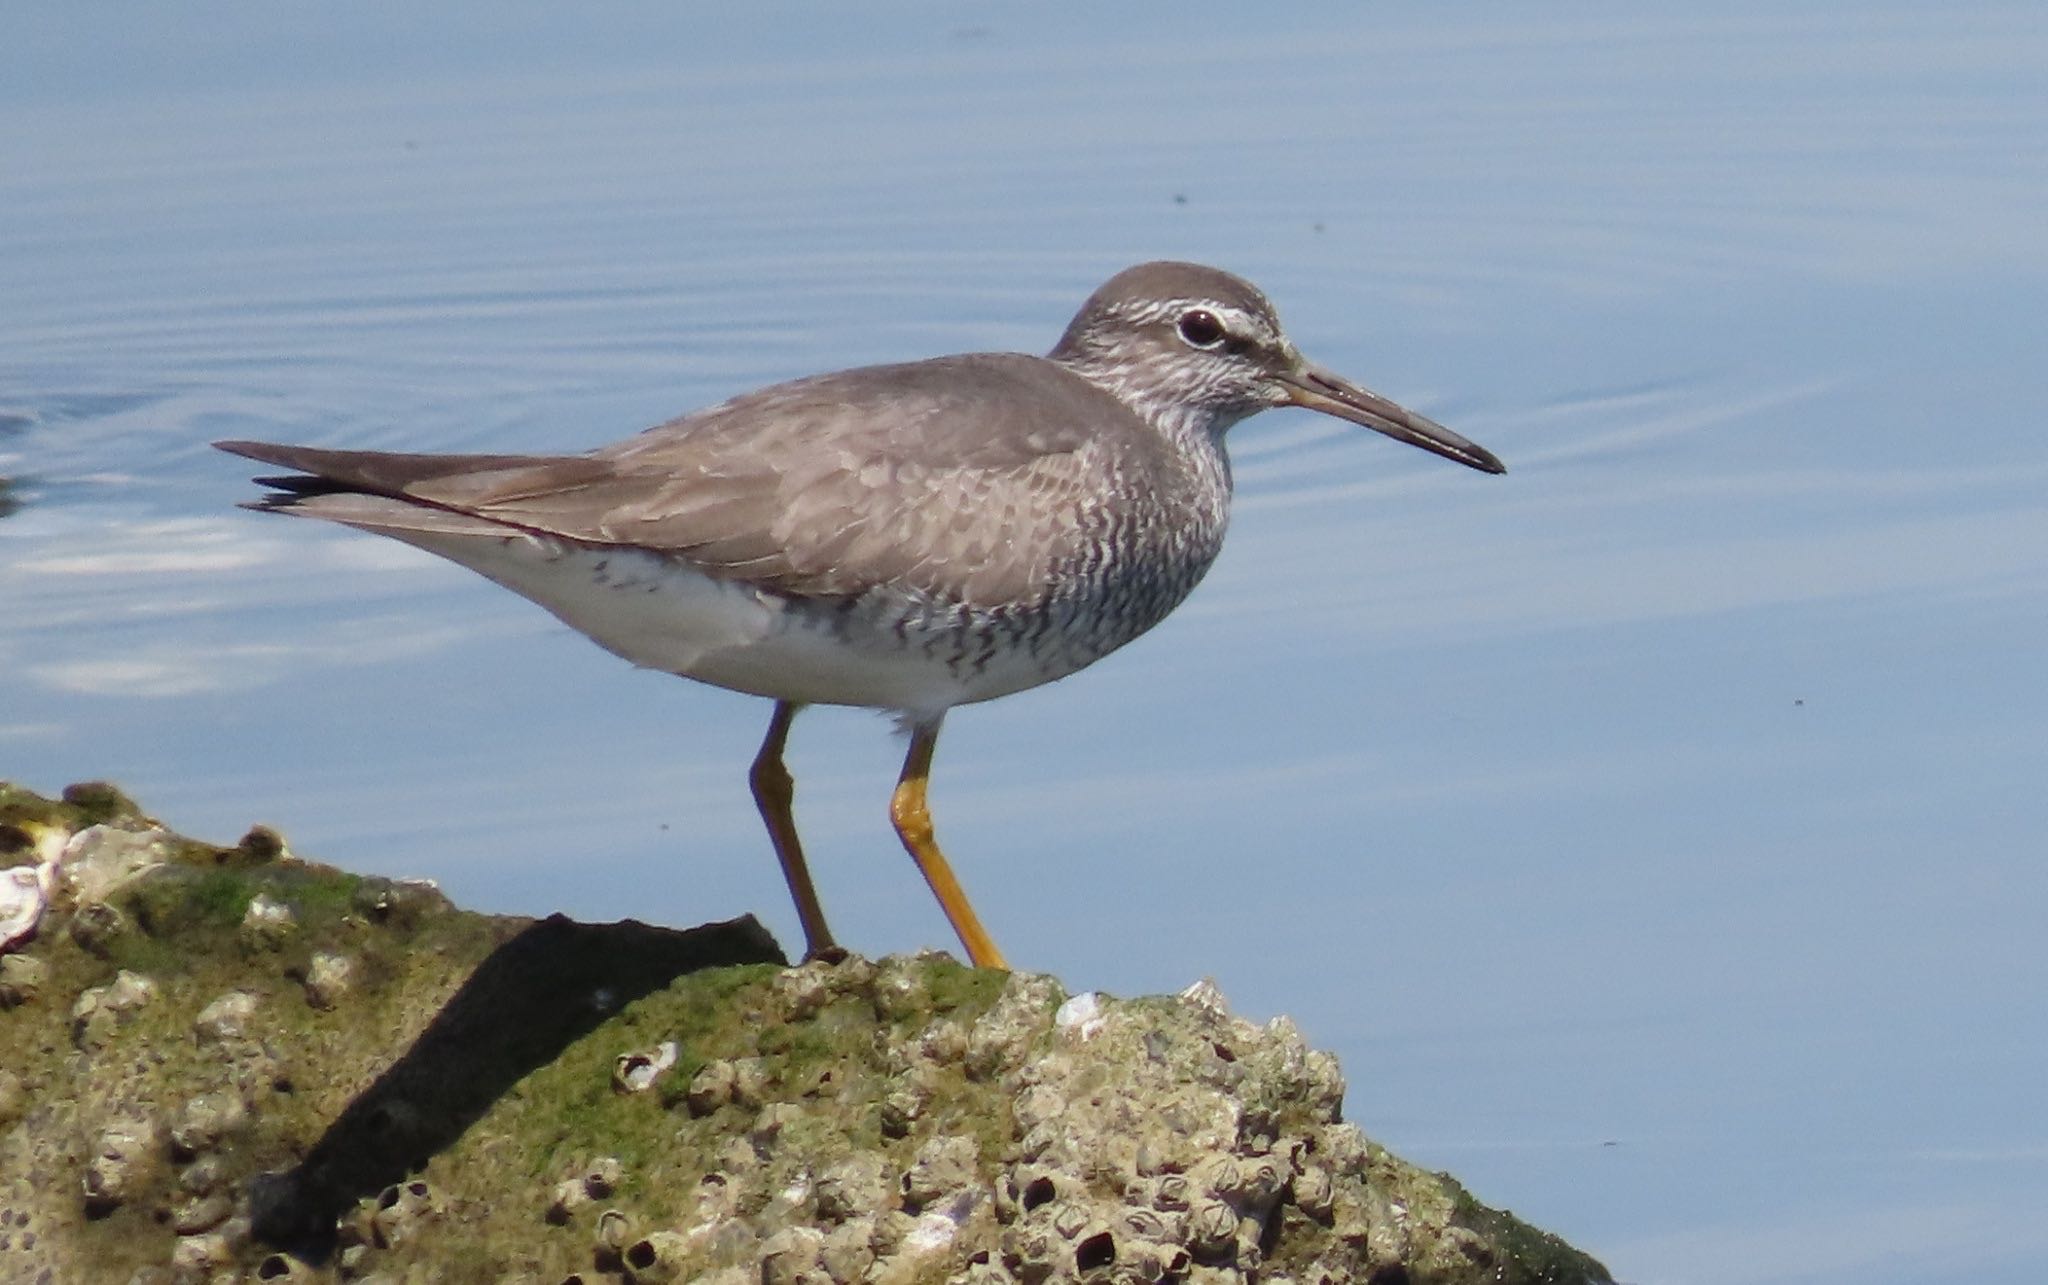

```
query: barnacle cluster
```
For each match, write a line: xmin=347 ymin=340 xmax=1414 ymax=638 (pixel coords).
xmin=506 ymin=959 xmax=1597 ymax=1285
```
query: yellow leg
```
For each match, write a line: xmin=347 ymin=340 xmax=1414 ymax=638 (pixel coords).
xmin=749 ymin=701 xmax=842 ymax=962
xmin=890 ymin=719 xmax=1009 ymax=970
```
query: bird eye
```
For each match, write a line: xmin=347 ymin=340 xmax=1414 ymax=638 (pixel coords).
xmin=1176 ymin=309 xmax=1226 ymax=349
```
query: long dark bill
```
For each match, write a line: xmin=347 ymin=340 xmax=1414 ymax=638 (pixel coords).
xmin=1277 ymin=362 xmax=1505 ymax=475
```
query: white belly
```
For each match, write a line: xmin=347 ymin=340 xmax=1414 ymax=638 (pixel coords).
xmin=399 ymin=529 xmax=1065 ymax=720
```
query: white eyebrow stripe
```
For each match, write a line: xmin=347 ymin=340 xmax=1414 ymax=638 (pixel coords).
xmin=1119 ymin=298 xmax=1279 ymax=346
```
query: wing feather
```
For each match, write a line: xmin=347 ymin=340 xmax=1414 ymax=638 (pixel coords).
xmin=229 ymin=353 xmax=1161 ymax=610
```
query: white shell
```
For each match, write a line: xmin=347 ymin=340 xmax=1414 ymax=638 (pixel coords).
xmin=0 ymin=864 xmax=47 ymax=952
xmin=612 ymin=1040 xmax=678 ymax=1093
xmin=1052 ymin=991 xmax=1105 ymax=1040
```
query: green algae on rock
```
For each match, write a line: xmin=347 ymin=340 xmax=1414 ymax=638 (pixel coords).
xmin=0 ymin=780 xmax=1611 ymax=1283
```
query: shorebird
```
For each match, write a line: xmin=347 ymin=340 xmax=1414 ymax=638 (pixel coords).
xmin=219 ymin=261 xmax=1503 ymax=969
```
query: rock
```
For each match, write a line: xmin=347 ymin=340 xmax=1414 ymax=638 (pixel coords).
xmin=302 ymin=951 xmax=353 ymax=1010
xmin=72 ymin=969 xmax=156 ymax=1048
xmin=172 ymin=1192 xmax=235 ymax=1236
xmin=545 ymin=1176 xmax=590 ymax=1224
xmin=0 ymin=953 xmax=46 ymax=1007
xmin=58 ymin=781 xmax=141 ymax=823
xmin=239 ymin=895 xmax=297 ymax=952
xmin=370 ymin=1180 xmax=437 ymax=1249
xmin=235 ymin=826 xmax=287 ymax=863
xmin=772 ymin=959 xmax=836 ymax=1021
xmin=0 ymin=779 xmax=1609 ymax=1285
xmin=66 ymin=899 xmax=129 ymax=958
xmin=621 ymin=1229 xmax=691 ymax=1282
xmin=684 ymin=1058 xmax=736 ymax=1115
xmin=900 ymin=1133 xmax=980 ymax=1210
xmin=759 ymin=1225 xmax=825 ymax=1285
xmin=818 ymin=1221 xmax=875 ymax=1283
xmin=350 ymin=877 xmax=447 ymax=927
xmin=193 ymin=991 xmax=259 ymax=1044
xmin=729 ymin=1056 xmax=770 ymax=1108
xmin=61 ymin=825 xmax=167 ymax=906
xmin=814 ymin=1154 xmax=889 ymax=1223
xmin=170 ymin=1090 xmax=249 ymax=1160
xmin=82 ymin=1117 xmax=162 ymax=1214
xmin=178 ymin=1153 xmax=231 ymax=1198
xmin=0 ymin=1068 xmax=28 ymax=1126
xmin=170 ymin=1231 xmax=231 ymax=1277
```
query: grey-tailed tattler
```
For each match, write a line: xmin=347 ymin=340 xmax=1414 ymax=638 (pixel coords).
xmin=219 ymin=261 xmax=1504 ymax=969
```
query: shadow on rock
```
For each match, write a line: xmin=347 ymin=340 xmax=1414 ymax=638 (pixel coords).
xmin=249 ymin=912 xmax=785 ymax=1258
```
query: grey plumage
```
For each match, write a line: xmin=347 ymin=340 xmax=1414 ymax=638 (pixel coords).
xmin=218 ymin=260 xmax=1504 ymax=968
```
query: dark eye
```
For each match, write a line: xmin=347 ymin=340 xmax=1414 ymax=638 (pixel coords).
xmin=1176 ymin=309 xmax=1225 ymax=349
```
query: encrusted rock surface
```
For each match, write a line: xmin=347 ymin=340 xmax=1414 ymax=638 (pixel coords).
xmin=0 ymin=779 xmax=1612 ymax=1284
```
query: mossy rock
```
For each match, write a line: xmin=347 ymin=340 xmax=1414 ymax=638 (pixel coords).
xmin=0 ymin=781 xmax=1610 ymax=1284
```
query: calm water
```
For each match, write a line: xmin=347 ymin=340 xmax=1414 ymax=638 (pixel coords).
xmin=6 ymin=4 xmax=2047 ymax=1281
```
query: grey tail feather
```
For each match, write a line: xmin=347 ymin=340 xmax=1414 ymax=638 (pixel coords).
xmin=213 ymin=438 xmax=569 ymax=502
xmin=249 ymin=472 xmax=355 ymax=497
xmin=234 ymin=489 xmax=535 ymax=540
xmin=217 ymin=439 xmax=592 ymax=542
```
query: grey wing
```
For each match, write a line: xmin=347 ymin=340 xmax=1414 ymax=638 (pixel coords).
xmin=376 ymin=354 xmax=1127 ymax=608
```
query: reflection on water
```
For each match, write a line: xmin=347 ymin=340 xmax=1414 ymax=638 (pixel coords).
xmin=5 ymin=3 xmax=2048 ymax=1282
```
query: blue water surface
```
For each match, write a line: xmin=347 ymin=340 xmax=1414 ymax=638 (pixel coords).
xmin=5 ymin=4 xmax=2046 ymax=1281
